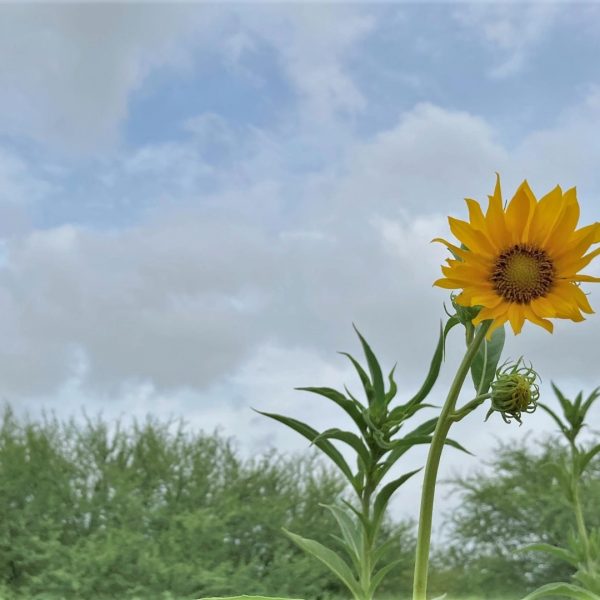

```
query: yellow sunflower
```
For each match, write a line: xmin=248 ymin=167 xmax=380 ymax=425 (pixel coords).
xmin=434 ymin=174 xmax=600 ymax=337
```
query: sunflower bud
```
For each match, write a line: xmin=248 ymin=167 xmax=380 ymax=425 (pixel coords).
xmin=486 ymin=358 xmax=540 ymax=424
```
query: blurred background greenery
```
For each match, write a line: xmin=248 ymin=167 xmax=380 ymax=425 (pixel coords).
xmin=0 ymin=406 xmax=598 ymax=600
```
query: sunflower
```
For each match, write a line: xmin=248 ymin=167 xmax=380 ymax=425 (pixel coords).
xmin=434 ymin=175 xmax=600 ymax=337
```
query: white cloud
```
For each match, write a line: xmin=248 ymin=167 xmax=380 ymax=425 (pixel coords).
xmin=453 ymin=3 xmax=562 ymax=79
xmin=0 ymin=4 xmax=206 ymax=152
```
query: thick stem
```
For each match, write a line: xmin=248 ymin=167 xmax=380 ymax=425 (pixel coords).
xmin=412 ymin=320 xmax=491 ymax=600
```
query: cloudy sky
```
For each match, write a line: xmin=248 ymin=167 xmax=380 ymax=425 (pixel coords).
xmin=2 ymin=2 xmax=600 ymax=524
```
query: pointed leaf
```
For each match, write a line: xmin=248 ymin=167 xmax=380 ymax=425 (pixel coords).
xmin=407 ymin=323 xmax=446 ymax=406
xmin=372 ymin=537 xmax=396 ymax=567
xmin=471 ymin=323 xmax=505 ymax=394
xmin=385 ymin=364 xmax=398 ymax=404
xmin=282 ymin=529 xmax=362 ymax=598
xmin=581 ymin=387 xmax=600 ymax=420
xmin=339 ymin=352 xmax=372 ymax=402
xmin=369 ymin=558 xmax=404 ymax=596
xmin=295 ymin=387 xmax=366 ymax=435
xmin=538 ymin=403 xmax=569 ymax=438
xmin=353 ymin=325 xmax=385 ymax=410
xmin=320 ymin=503 xmax=363 ymax=566
xmin=520 ymin=582 xmax=600 ymax=600
xmin=578 ymin=444 xmax=600 ymax=476
xmin=313 ymin=428 xmax=371 ymax=470
xmin=521 ymin=543 xmax=579 ymax=567
xmin=256 ymin=410 xmax=356 ymax=489
xmin=372 ymin=468 xmax=421 ymax=535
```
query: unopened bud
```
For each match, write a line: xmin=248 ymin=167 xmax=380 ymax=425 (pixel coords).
xmin=486 ymin=358 xmax=540 ymax=425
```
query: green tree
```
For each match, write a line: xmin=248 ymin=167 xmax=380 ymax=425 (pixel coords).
xmin=433 ymin=437 xmax=600 ymax=599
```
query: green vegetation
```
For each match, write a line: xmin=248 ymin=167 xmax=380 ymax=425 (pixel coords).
xmin=0 ymin=405 xmax=598 ymax=600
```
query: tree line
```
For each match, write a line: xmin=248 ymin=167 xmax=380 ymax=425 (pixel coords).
xmin=0 ymin=406 xmax=597 ymax=599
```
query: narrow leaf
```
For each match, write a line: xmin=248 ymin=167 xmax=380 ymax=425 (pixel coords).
xmin=578 ymin=444 xmax=600 ymax=476
xmin=339 ymin=352 xmax=372 ymax=401
xmin=372 ymin=468 xmax=421 ymax=535
xmin=320 ymin=503 xmax=363 ymax=566
xmin=313 ymin=428 xmax=371 ymax=470
xmin=538 ymin=403 xmax=570 ymax=438
xmin=283 ymin=529 xmax=362 ymax=598
xmin=520 ymin=582 xmax=600 ymax=600
xmin=255 ymin=410 xmax=356 ymax=490
xmin=407 ymin=323 xmax=446 ymax=406
xmin=295 ymin=387 xmax=366 ymax=435
xmin=353 ymin=324 xmax=385 ymax=410
xmin=521 ymin=543 xmax=579 ymax=567
xmin=369 ymin=559 xmax=404 ymax=596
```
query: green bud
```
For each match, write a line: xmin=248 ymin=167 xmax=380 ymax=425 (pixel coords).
xmin=450 ymin=293 xmax=482 ymax=325
xmin=486 ymin=358 xmax=540 ymax=425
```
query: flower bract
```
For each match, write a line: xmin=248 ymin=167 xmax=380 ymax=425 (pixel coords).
xmin=434 ymin=174 xmax=600 ymax=336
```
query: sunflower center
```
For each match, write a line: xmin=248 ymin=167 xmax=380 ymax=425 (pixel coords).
xmin=491 ymin=244 xmax=555 ymax=303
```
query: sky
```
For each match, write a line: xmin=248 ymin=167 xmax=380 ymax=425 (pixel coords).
xmin=2 ymin=1 xmax=600 ymax=527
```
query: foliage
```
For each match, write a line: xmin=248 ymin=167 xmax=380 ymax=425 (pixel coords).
xmin=435 ymin=436 xmax=600 ymax=599
xmin=0 ymin=406 xmax=415 ymax=600
xmin=520 ymin=385 xmax=600 ymax=599
xmin=259 ymin=324 xmax=466 ymax=599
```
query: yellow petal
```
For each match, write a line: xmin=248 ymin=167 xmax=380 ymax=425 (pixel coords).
xmin=525 ymin=302 xmax=554 ymax=333
xmin=507 ymin=303 xmax=526 ymax=335
xmin=449 ymin=217 xmax=496 ymax=257
xmin=433 ymin=278 xmax=462 ymax=289
xmin=464 ymin=198 xmax=486 ymax=230
xmin=528 ymin=185 xmax=563 ymax=247
xmin=505 ymin=181 xmax=535 ymax=243
xmin=484 ymin=174 xmax=510 ymax=250
xmin=557 ymin=246 xmax=600 ymax=275
xmin=544 ymin=188 xmax=580 ymax=253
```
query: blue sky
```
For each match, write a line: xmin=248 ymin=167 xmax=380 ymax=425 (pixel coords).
xmin=2 ymin=2 xmax=600 ymax=522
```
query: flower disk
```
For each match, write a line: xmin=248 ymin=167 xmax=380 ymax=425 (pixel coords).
xmin=434 ymin=175 xmax=600 ymax=336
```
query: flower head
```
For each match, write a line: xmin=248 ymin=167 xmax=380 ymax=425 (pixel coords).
xmin=434 ymin=174 xmax=600 ymax=337
xmin=487 ymin=359 xmax=540 ymax=424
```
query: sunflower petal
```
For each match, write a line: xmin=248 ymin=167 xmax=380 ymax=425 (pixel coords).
xmin=506 ymin=181 xmax=535 ymax=243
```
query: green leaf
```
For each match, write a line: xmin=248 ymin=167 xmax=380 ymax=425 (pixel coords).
xmin=320 ymin=503 xmax=363 ymax=568
xmin=295 ymin=387 xmax=366 ymax=435
xmin=406 ymin=322 xmax=447 ymax=406
xmin=352 ymin=324 xmax=386 ymax=411
xmin=578 ymin=444 xmax=600 ymax=476
xmin=313 ymin=428 xmax=371 ymax=471
xmin=282 ymin=529 xmax=362 ymax=598
xmin=520 ymin=543 xmax=579 ymax=567
xmin=581 ymin=387 xmax=600 ymax=421
xmin=372 ymin=537 xmax=397 ymax=567
xmin=372 ymin=468 xmax=421 ymax=535
xmin=369 ymin=558 xmax=404 ymax=596
xmin=255 ymin=410 xmax=357 ymax=490
xmin=520 ymin=582 xmax=600 ymax=600
xmin=339 ymin=352 xmax=372 ymax=402
xmin=538 ymin=403 xmax=570 ymax=438
xmin=384 ymin=364 xmax=398 ymax=405
xmin=552 ymin=383 xmax=575 ymax=423
xmin=471 ymin=323 xmax=505 ymax=394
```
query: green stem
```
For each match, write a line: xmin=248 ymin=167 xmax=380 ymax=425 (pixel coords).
xmin=570 ymin=448 xmax=593 ymax=572
xmin=450 ymin=393 xmax=491 ymax=422
xmin=412 ymin=320 xmax=491 ymax=600
xmin=360 ymin=492 xmax=372 ymax=599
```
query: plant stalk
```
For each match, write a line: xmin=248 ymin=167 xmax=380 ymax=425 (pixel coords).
xmin=412 ymin=320 xmax=491 ymax=600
